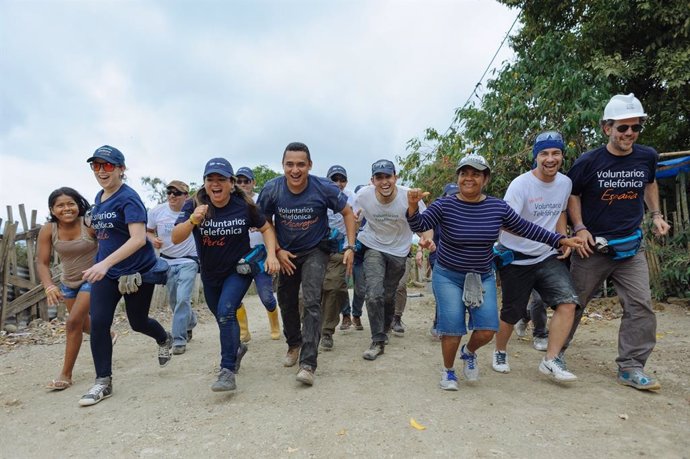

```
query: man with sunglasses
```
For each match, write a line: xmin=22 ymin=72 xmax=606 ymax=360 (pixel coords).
xmin=320 ymin=165 xmax=355 ymax=350
xmin=566 ymin=93 xmax=670 ymax=391
xmin=147 ymin=181 xmax=198 ymax=355
xmin=492 ymin=131 xmax=581 ymax=382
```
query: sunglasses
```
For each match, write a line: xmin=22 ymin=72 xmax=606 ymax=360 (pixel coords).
xmin=236 ymin=178 xmax=251 ymax=185
xmin=166 ymin=190 xmax=186 ymax=196
xmin=90 ymin=162 xmax=117 ymax=172
xmin=331 ymin=176 xmax=347 ymax=183
xmin=615 ymin=124 xmax=643 ymax=133
xmin=535 ymin=130 xmax=564 ymax=143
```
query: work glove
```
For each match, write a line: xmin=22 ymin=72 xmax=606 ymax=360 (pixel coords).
xmin=118 ymin=273 xmax=142 ymax=295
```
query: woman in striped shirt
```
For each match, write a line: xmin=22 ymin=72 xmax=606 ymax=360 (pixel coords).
xmin=406 ymin=154 xmax=583 ymax=391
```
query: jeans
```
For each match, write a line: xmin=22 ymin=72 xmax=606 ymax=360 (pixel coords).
xmin=277 ymin=247 xmax=329 ymax=369
xmin=254 ymin=271 xmax=277 ymax=312
xmin=166 ymin=262 xmax=198 ymax=346
xmin=363 ymin=248 xmax=407 ymax=343
xmin=341 ymin=260 xmax=365 ymax=317
xmin=90 ymin=278 xmax=167 ymax=378
xmin=528 ymin=291 xmax=549 ymax=338
xmin=321 ymin=252 xmax=348 ymax=335
xmin=203 ymin=273 xmax=253 ymax=371
xmin=567 ymin=250 xmax=656 ymax=370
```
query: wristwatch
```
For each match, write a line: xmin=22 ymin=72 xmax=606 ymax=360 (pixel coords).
xmin=342 ymin=245 xmax=355 ymax=252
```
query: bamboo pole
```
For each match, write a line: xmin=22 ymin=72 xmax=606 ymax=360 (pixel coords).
xmin=679 ymin=173 xmax=689 ymax=231
xmin=659 ymin=150 xmax=690 ymax=158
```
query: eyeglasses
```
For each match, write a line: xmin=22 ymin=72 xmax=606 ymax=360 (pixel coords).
xmin=236 ymin=178 xmax=251 ymax=185
xmin=90 ymin=162 xmax=117 ymax=172
xmin=615 ymin=124 xmax=643 ymax=133
xmin=331 ymin=176 xmax=347 ymax=183
xmin=535 ymin=131 xmax=564 ymax=143
xmin=166 ymin=190 xmax=186 ymax=196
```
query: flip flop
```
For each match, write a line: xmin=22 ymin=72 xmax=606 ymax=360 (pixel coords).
xmin=46 ymin=379 xmax=73 ymax=391
xmin=111 ymin=331 xmax=119 ymax=346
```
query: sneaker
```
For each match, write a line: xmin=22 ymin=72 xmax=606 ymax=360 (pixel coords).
xmin=172 ymin=345 xmax=186 ymax=355
xmin=492 ymin=350 xmax=510 ymax=373
xmin=392 ymin=315 xmax=405 ymax=336
xmin=539 ymin=357 xmax=577 ymax=382
xmin=158 ymin=332 xmax=173 ymax=367
xmin=235 ymin=343 xmax=248 ymax=373
xmin=514 ymin=319 xmax=527 ymax=337
xmin=362 ymin=342 xmax=385 ymax=360
xmin=339 ymin=315 xmax=352 ymax=331
xmin=460 ymin=344 xmax=479 ymax=381
xmin=352 ymin=316 xmax=364 ymax=330
xmin=320 ymin=334 xmax=334 ymax=351
xmin=617 ymin=368 xmax=661 ymax=391
xmin=533 ymin=337 xmax=548 ymax=352
xmin=78 ymin=377 xmax=112 ymax=406
xmin=296 ymin=365 xmax=315 ymax=386
xmin=284 ymin=346 xmax=300 ymax=367
xmin=439 ymin=369 xmax=459 ymax=391
xmin=211 ymin=368 xmax=236 ymax=392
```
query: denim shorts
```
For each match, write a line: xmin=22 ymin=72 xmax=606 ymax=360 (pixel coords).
xmin=432 ymin=264 xmax=499 ymax=336
xmin=499 ymin=255 xmax=580 ymax=324
xmin=59 ymin=281 xmax=91 ymax=299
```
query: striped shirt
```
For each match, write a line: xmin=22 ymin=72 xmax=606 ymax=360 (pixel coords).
xmin=407 ymin=195 xmax=563 ymax=274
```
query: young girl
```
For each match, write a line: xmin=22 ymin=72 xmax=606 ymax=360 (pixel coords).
xmin=37 ymin=187 xmax=116 ymax=390
xmin=172 ymin=157 xmax=279 ymax=392
xmin=79 ymin=145 xmax=172 ymax=407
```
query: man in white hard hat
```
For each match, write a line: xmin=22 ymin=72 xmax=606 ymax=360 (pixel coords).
xmin=565 ymin=93 xmax=670 ymax=391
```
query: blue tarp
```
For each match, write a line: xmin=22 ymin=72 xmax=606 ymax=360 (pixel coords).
xmin=656 ymin=156 xmax=690 ymax=179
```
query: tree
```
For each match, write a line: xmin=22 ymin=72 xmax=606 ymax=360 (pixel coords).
xmin=252 ymin=165 xmax=281 ymax=190
xmin=140 ymin=176 xmax=200 ymax=206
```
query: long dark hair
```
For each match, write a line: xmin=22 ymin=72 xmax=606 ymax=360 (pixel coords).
xmin=194 ymin=182 xmax=260 ymax=222
xmin=47 ymin=187 xmax=91 ymax=223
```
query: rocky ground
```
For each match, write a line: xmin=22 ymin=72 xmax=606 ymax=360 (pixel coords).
xmin=1 ymin=288 xmax=689 ymax=458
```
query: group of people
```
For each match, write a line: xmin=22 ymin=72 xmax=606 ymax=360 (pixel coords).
xmin=36 ymin=92 xmax=668 ymax=407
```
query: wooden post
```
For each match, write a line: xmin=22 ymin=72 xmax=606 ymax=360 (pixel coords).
xmin=0 ymin=221 xmax=19 ymax=330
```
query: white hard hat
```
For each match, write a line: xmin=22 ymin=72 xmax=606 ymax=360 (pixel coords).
xmin=603 ymin=93 xmax=647 ymax=121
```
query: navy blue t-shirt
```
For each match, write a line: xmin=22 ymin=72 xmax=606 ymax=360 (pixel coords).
xmin=257 ymin=175 xmax=348 ymax=253
xmin=177 ymin=195 xmax=266 ymax=281
xmin=568 ymin=144 xmax=658 ymax=239
xmin=92 ymin=184 xmax=156 ymax=279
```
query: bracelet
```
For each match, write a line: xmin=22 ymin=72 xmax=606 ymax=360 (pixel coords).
xmin=188 ymin=215 xmax=201 ymax=226
xmin=275 ymin=247 xmax=282 ymax=254
xmin=573 ymin=224 xmax=587 ymax=233
xmin=650 ymin=211 xmax=664 ymax=219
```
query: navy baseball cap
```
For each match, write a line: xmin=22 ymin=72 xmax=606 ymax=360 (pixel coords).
xmin=327 ymin=165 xmax=348 ymax=179
xmin=371 ymin=159 xmax=396 ymax=176
xmin=235 ymin=167 xmax=255 ymax=181
xmin=86 ymin=145 xmax=125 ymax=166
xmin=204 ymin=158 xmax=234 ymax=178
xmin=443 ymin=183 xmax=459 ymax=196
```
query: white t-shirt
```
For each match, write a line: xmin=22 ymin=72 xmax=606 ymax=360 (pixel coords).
xmin=327 ymin=188 xmax=355 ymax=235
xmin=248 ymin=193 xmax=265 ymax=248
xmin=499 ymin=171 xmax=571 ymax=265
xmin=147 ymin=203 xmax=197 ymax=265
xmin=354 ymin=185 xmax=425 ymax=257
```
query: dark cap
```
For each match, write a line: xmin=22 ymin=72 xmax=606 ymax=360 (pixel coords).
xmin=166 ymin=180 xmax=189 ymax=193
xmin=371 ymin=159 xmax=396 ymax=176
xmin=327 ymin=165 xmax=348 ymax=179
xmin=204 ymin=158 xmax=234 ymax=178
xmin=443 ymin=183 xmax=459 ymax=196
xmin=455 ymin=154 xmax=490 ymax=173
xmin=86 ymin=145 xmax=125 ymax=166
xmin=235 ymin=167 xmax=255 ymax=181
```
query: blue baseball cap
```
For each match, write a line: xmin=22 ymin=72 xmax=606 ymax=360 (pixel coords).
xmin=204 ymin=158 xmax=234 ymax=178
xmin=86 ymin=145 xmax=125 ymax=166
xmin=532 ymin=131 xmax=565 ymax=158
xmin=327 ymin=165 xmax=348 ymax=179
xmin=371 ymin=159 xmax=396 ymax=176
xmin=235 ymin=167 xmax=255 ymax=181
xmin=443 ymin=183 xmax=459 ymax=196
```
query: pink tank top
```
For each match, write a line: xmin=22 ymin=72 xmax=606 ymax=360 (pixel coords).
xmin=51 ymin=218 xmax=98 ymax=288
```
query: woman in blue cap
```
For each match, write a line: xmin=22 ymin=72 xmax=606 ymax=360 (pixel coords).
xmin=79 ymin=145 xmax=173 ymax=407
xmin=172 ymin=158 xmax=280 ymax=392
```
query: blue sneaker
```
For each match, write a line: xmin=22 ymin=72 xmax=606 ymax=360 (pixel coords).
xmin=440 ymin=369 xmax=459 ymax=391
xmin=460 ymin=344 xmax=479 ymax=381
xmin=617 ymin=368 xmax=661 ymax=391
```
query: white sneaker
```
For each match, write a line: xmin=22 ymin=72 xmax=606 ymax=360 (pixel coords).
xmin=539 ymin=357 xmax=577 ymax=382
xmin=533 ymin=337 xmax=548 ymax=352
xmin=460 ymin=344 xmax=479 ymax=381
xmin=514 ymin=319 xmax=527 ymax=337
xmin=492 ymin=350 xmax=510 ymax=373
xmin=439 ymin=369 xmax=459 ymax=391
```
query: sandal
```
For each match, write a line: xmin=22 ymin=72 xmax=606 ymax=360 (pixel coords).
xmin=46 ymin=379 xmax=73 ymax=391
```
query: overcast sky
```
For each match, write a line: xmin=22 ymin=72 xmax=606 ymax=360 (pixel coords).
xmin=0 ymin=0 xmax=517 ymax=222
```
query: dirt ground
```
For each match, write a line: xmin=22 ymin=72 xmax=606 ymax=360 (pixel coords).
xmin=1 ymin=286 xmax=689 ymax=458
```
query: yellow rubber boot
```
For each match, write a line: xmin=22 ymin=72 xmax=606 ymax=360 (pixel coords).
xmin=267 ymin=308 xmax=281 ymax=340
xmin=237 ymin=303 xmax=251 ymax=343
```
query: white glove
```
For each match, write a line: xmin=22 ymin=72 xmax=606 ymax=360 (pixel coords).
xmin=118 ymin=273 xmax=142 ymax=295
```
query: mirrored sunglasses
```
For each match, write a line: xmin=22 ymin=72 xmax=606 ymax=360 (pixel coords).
xmin=90 ymin=162 xmax=117 ymax=172
xmin=535 ymin=131 xmax=564 ymax=143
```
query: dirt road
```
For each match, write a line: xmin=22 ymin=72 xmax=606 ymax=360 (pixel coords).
xmin=1 ymin=289 xmax=689 ymax=458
